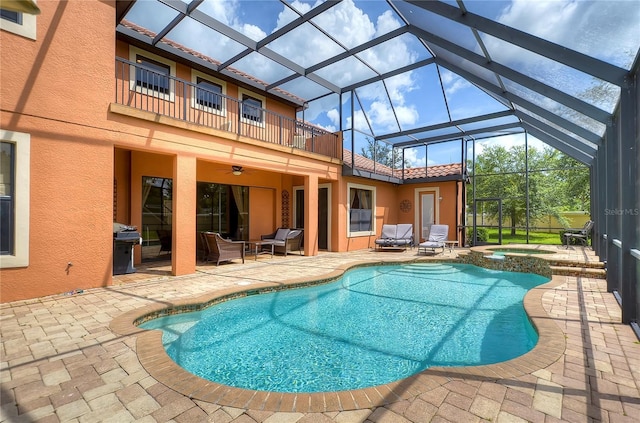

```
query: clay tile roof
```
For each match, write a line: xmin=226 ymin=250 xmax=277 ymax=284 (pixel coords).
xmin=343 ymin=150 xmax=462 ymax=180
xmin=120 ymin=20 xmax=306 ymax=105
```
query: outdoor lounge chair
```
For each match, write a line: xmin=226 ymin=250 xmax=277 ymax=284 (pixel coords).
xmin=204 ymin=232 xmax=245 ymax=266
xmin=417 ymin=224 xmax=449 ymax=254
xmin=562 ymin=220 xmax=593 ymax=248
xmin=374 ymin=223 xmax=414 ymax=250
xmin=261 ymin=228 xmax=304 ymax=256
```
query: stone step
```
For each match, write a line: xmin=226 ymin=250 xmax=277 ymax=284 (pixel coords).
xmin=547 ymin=259 xmax=605 ymax=269
xmin=550 ymin=265 xmax=607 ymax=279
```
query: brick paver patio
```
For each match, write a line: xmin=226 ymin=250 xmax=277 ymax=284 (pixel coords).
xmin=1 ymin=247 xmax=639 ymax=422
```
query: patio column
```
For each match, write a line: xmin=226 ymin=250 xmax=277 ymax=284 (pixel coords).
xmin=304 ymin=174 xmax=319 ymax=256
xmin=618 ymin=74 xmax=638 ymax=325
xmin=595 ymin=151 xmax=607 ymax=257
xmin=171 ymin=154 xmax=196 ymax=275
xmin=605 ymin=121 xmax=621 ymax=295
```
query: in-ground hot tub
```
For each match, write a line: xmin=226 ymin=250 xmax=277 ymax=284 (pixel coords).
xmin=486 ymin=247 xmax=557 ymax=256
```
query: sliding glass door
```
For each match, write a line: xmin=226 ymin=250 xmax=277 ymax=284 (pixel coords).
xmin=196 ymin=182 xmax=248 ymax=240
xmin=141 ymin=177 xmax=173 ymax=261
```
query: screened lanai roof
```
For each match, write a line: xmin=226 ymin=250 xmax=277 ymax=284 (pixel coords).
xmin=116 ymin=0 xmax=640 ymax=166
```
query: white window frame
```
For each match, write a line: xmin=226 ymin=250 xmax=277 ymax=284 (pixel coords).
xmin=191 ymin=70 xmax=227 ymax=116
xmin=0 ymin=4 xmax=36 ymax=40
xmin=0 ymin=130 xmax=30 ymax=268
xmin=238 ymin=87 xmax=266 ymax=128
xmin=347 ymin=182 xmax=376 ymax=237
xmin=128 ymin=46 xmax=176 ymax=101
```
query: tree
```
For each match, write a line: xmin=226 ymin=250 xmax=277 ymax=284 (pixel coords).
xmin=469 ymin=144 xmax=589 ymax=235
xmin=360 ymin=137 xmax=406 ymax=169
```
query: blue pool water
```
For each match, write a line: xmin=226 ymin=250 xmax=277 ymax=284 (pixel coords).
xmin=140 ymin=263 xmax=548 ymax=393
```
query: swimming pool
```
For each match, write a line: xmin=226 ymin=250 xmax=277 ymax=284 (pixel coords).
xmin=140 ymin=263 xmax=548 ymax=393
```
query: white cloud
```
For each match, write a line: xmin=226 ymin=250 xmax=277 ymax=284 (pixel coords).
xmin=238 ymin=23 xmax=267 ymax=41
xmin=497 ymin=0 xmax=579 ymax=45
xmin=312 ymin=0 xmax=376 ymax=48
xmin=349 ymin=110 xmax=373 ymax=133
xmin=353 ymin=73 xmax=419 ymax=132
xmin=491 ymin=0 xmax=639 ymax=69
xmin=393 ymin=105 xmax=419 ymax=127
xmin=134 ymin=0 xmax=425 ymax=135
xmin=326 ymin=109 xmax=340 ymax=127
xmin=440 ymin=69 xmax=471 ymax=95
xmin=403 ymin=148 xmax=424 ymax=167
xmin=368 ymin=101 xmax=397 ymax=129
xmin=198 ymin=0 xmax=237 ymax=26
xmin=384 ymin=73 xmax=417 ymax=105
xmin=375 ymin=10 xmax=403 ymax=36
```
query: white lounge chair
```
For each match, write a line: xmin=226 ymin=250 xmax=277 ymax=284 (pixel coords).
xmin=418 ymin=224 xmax=449 ymax=254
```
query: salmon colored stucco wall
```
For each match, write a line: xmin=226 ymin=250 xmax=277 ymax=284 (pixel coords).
xmin=336 ymin=177 xmax=397 ymax=251
xmin=334 ymin=179 xmax=462 ymax=253
xmin=0 ymin=3 xmax=460 ymax=302
xmin=0 ymin=1 xmax=116 ymax=302
xmin=250 ymin=187 xmax=276 ymax=239
xmin=396 ymin=181 xmax=461 ymax=243
xmin=114 ymin=149 xmax=131 ymax=225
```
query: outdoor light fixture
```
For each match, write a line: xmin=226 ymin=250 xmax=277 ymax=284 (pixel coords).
xmin=232 ymin=165 xmax=243 ymax=176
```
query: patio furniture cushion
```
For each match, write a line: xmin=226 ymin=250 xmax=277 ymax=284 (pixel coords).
xmin=375 ymin=224 xmax=414 ymax=249
xmin=395 ymin=224 xmax=414 ymax=246
xmin=275 ymin=228 xmax=290 ymax=240
xmin=261 ymin=228 xmax=304 ymax=256
xmin=418 ymin=224 xmax=449 ymax=254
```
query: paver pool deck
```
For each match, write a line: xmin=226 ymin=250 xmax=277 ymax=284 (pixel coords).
xmin=1 ymin=246 xmax=639 ymax=422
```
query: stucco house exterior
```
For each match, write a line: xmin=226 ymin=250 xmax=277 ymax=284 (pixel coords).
xmin=0 ymin=1 xmax=464 ymax=302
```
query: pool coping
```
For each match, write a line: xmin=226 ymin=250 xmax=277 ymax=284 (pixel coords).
xmin=110 ymin=259 xmax=566 ymax=412
xmin=469 ymin=244 xmax=558 ymax=256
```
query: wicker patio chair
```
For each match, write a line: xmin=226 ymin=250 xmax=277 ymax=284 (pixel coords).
xmin=204 ymin=232 xmax=245 ymax=266
xmin=260 ymin=228 xmax=304 ymax=256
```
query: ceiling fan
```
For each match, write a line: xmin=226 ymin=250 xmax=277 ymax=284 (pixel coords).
xmin=215 ymin=165 xmax=254 ymax=175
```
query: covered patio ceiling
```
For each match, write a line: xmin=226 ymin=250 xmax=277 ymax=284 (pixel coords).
xmin=116 ymin=0 xmax=640 ymax=166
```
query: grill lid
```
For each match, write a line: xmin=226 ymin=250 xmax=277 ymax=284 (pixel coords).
xmin=113 ymin=222 xmax=137 ymax=233
xmin=114 ymin=231 xmax=141 ymax=240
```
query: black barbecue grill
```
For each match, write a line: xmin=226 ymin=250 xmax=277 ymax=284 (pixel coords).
xmin=113 ymin=223 xmax=141 ymax=275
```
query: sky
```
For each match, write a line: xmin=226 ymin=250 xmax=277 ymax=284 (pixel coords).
xmin=124 ymin=0 xmax=640 ymax=168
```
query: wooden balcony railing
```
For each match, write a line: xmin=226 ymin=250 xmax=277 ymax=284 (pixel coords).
xmin=115 ymin=58 xmax=340 ymax=159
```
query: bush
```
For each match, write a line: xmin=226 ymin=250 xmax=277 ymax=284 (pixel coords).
xmin=466 ymin=227 xmax=488 ymax=243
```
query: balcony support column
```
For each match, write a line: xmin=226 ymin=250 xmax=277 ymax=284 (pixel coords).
xmin=172 ymin=154 xmax=197 ymax=275
xmin=304 ymin=174 xmax=319 ymax=256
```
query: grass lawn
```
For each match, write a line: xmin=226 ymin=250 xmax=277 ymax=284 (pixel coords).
xmin=483 ymin=228 xmax=563 ymax=245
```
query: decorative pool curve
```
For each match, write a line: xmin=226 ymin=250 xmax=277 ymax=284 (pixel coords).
xmin=139 ymin=263 xmax=548 ymax=393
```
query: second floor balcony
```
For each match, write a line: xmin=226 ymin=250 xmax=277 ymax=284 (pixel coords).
xmin=114 ymin=58 xmax=340 ymax=160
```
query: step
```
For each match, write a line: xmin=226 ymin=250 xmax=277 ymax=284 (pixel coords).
xmin=547 ymin=259 xmax=605 ymax=269
xmin=550 ymin=265 xmax=606 ymax=279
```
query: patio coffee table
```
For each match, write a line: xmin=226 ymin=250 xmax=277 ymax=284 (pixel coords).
xmin=247 ymin=240 xmax=275 ymax=260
